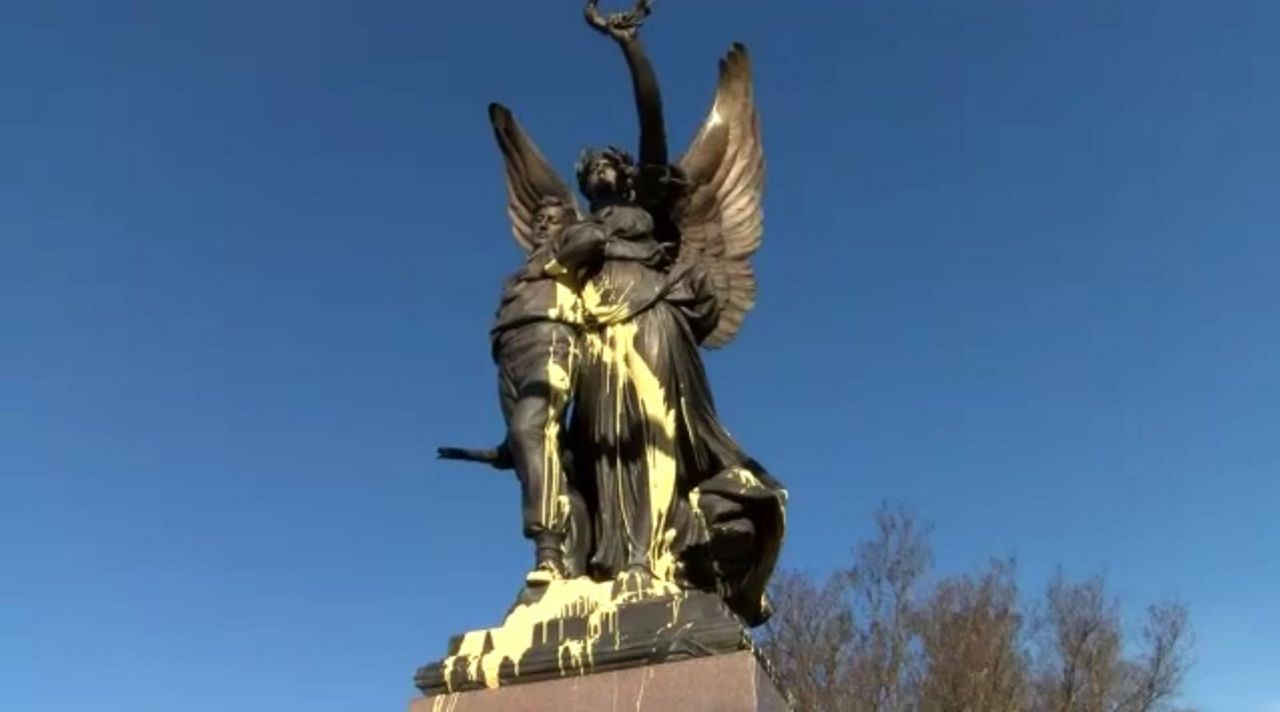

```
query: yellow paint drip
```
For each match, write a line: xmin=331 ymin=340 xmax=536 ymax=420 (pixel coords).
xmin=689 ymin=487 xmax=708 ymax=541
xmin=531 ymin=272 xmax=583 ymax=537
xmin=545 ymin=277 xmax=583 ymax=324
xmin=439 ymin=630 xmax=486 ymax=693
xmin=429 ymin=693 xmax=459 ymax=712
xmin=538 ymin=331 xmax=574 ymax=533
xmin=582 ymin=304 xmax=680 ymax=580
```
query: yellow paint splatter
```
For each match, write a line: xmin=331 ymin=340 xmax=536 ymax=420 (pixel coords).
xmin=579 ymin=272 xmax=681 ymax=581
xmin=532 ymin=275 xmax=582 ymax=542
xmin=725 ymin=467 xmax=763 ymax=490
xmin=545 ymin=276 xmax=583 ymax=324
xmin=440 ymin=577 xmax=683 ymax=690
xmin=538 ymin=334 xmax=574 ymax=534
xmin=440 ymin=631 xmax=486 ymax=692
xmin=581 ymin=279 xmax=637 ymax=325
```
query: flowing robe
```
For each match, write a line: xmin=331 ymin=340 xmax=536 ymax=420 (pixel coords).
xmin=555 ymin=204 xmax=786 ymax=625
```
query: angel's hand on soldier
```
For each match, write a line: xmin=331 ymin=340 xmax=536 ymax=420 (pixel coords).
xmin=552 ymin=224 xmax=607 ymax=272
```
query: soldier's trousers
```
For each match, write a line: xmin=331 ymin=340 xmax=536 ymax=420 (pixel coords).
xmin=494 ymin=321 xmax=579 ymax=544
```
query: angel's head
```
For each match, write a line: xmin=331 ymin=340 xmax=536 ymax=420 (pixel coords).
xmin=533 ymin=196 xmax=573 ymax=245
xmin=576 ymin=146 xmax=636 ymax=206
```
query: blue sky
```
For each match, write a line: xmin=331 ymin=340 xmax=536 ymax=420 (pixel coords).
xmin=2 ymin=1 xmax=1277 ymax=710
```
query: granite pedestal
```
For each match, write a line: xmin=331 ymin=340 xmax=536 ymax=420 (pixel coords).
xmin=410 ymin=650 xmax=789 ymax=712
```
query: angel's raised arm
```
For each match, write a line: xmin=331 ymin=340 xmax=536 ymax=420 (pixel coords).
xmin=585 ymin=0 xmax=668 ymax=167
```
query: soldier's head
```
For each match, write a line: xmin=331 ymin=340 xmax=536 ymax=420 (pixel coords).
xmin=533 ymin=196 xmax=573 ymax=244
xmin=576 ymin=146 xmax=636 ymax=206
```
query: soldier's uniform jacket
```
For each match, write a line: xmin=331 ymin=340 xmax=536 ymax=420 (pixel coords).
xmin=489 ymin=241 xmax=584 ymax=360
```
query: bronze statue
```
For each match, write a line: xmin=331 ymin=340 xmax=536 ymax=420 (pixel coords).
xmin=426 ymin=0 xmax=786 ymax=694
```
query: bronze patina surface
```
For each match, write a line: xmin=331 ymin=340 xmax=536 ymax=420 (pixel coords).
xmin=429 ymin=0 xmax=787 ymax=698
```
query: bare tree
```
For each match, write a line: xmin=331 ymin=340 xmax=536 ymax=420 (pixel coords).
xmin=1111 ymin=602 xmax=1193 ymax=712
xmin=1031 ymin=576 xmax=1192 ymax=712
xmin=1032 ymin=574 xmax=1124 ymax=712
xmin=913 ymin=558 xmax=1028 ymax=712
xmin=759 ymin=509 xmax=1194 ymax=712
xmin=843 ymin=505 xmax=933 ymax=712
xmin=762 ymin=569 xmax=857 ymax=712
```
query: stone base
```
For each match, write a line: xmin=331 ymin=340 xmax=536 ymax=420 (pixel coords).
xmin=410 ymin=650 xmax=790 ymax=711
xmin=415 ymin=578 xmax=753 ymax=695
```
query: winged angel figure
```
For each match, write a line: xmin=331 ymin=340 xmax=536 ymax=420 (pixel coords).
xmin=454 ymin=0 xmax=785 ymax=625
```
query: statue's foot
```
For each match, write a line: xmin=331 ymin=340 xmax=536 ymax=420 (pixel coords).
xmin=524 ymin=559 xmax=567 ymax=587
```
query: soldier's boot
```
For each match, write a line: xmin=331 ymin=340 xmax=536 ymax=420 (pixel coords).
xmin=525 ymin=532 xmax=569 ymax=586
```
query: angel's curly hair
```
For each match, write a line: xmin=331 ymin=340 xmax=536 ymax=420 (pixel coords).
xmin=576 ymin=145 xmax=637 ymax=202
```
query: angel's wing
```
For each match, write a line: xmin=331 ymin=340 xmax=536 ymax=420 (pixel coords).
xmin=673 ymin=44 xmax=764 ymax=349
xmin=488 ymin=103 xmax=580 ymax=252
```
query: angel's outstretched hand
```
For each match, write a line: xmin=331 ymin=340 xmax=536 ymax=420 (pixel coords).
xmin=584 ymin=0 xmax=653 ymax=44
